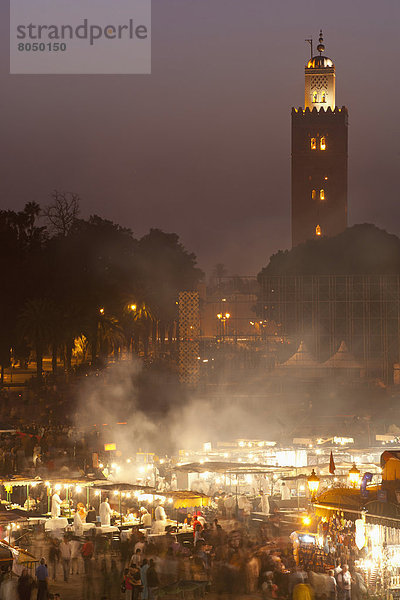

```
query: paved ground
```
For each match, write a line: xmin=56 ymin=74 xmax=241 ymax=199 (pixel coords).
xmin=23 ymin=529 xmax=265 ymax=600
xmin=27 ymin=533 xmax=123 ymax=600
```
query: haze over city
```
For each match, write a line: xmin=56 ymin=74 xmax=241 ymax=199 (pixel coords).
xmin=1 ymin=0 xmax=399 ymax=274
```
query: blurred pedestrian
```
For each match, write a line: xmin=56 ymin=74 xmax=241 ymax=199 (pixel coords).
xmin=147 ymin=559 xmax=159 ymax=600
xmin=36 ymin=557 xmax=49 ymax=600
xmin=48 ymin=539 xmax=60 ymax=581
xmin=17 ymin=568 xmax=34 ymax=600
xmin=59 ymin=536 xmax=71 ymax=582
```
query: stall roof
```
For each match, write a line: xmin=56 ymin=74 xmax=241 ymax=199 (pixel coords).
xmin=316 ymin=462 xmax=380 ymax=476
xmin=0 ymin=540 xmax=38 ymax=565
xmin=162 ymin=490 xmax=210 ymax=509
xmin=91 ymin=482 xmax=156 ymax=493
xmin=314 ymin=498 xmax=400 ymax=529
xmin=1 ymin=477 xmax=43 ymax=487
xmin=323 ymin=341 xmax=363 ymax=369
xmin=317 ymin=486 xmax=376 ymax=508
xmin=1 ymin=475 xmax=108 ymax=487
xmin=280 ymin=341 xmax=319 ymax=367
xmin=0 ymin=512 xmax=26 ymax=524
xmin=174 ymin=462 xmax=292 ymax=474
xmin=162 ymin=490 xmax=209 ymax=500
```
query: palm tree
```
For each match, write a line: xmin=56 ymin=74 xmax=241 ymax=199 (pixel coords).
xmin=85 ymin=309 xmax=126 ymax=365
xmin=98 ymin=314 xmax=126 ymax=360
xmin=120 ymin=301 xmax=154 ymax=357
xmin=17 ymin=298 xmax=55 ymax=379
xmin=132 ymin=302 xmax=154 ymax=357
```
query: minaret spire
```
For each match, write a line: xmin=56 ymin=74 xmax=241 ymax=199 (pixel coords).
xmin=304 ymin=30 xmax=335 ymax=110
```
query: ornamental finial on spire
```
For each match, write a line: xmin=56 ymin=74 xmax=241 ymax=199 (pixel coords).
xmin=317 ymin=30 xmax=325 ymax=55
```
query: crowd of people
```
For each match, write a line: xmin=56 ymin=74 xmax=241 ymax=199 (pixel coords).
xmin=0 ymin=506 xmax=370 ymax=600
xmin=0 ymin=389 xmax=104 ymax=480
xmin=0 ymin=392 xmax=371 ymax=600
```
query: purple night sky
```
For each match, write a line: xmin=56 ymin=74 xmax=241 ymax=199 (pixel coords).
xmin=1 ymin=0 xmax=399 ymax=275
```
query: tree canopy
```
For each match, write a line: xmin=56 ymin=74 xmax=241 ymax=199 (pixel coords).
xmin=258 ymin=224 xmax=400 ymax=278
xmin=0 ymin=195 xmax=204 ymax=379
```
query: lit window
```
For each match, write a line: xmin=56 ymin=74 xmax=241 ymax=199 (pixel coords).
xmin=321 ymin=92 xmax=326 ymax=103
xmin=312 ymin=92 xmax=318 ymax=103
xmin=311 ymin=189 xmax=317 ymax=200
xmin=320 ymin=136 xmax=326 ymax=150
xmin=320 ymin=189 xmax=325 ymax=201
xmin=310 ymin=137 xmax=317 ymax=150
xmin=316 ymin=225 xmax=322 ymax=236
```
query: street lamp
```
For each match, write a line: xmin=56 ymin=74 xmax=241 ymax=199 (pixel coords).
xmin=217 ymin=312 xmax=230 ymax=340
xmin=348 ymin=463 xmax=361 ymax=488
xmin=307 ymin=469 xmax=320 ymax=501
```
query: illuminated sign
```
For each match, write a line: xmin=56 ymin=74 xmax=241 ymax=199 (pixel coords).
xmin=376 ymin=434 xmax=396 ymax=442
xmin=333 ymin=437 xmax=354 ymax=446
xmin=104 ymin=443 xmax=116 ymax=451
xmin=293 ymin=438 xmax=313 ymax=445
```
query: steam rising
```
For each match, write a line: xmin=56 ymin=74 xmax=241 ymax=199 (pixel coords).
xmin=74 ymin=351 xmax=391 ymax=467
xmin=76 ymin=360 xmax=158 ymax=455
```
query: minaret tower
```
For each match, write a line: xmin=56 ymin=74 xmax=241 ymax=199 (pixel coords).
xmin=291 ymin=31 xmax=348 ymax=247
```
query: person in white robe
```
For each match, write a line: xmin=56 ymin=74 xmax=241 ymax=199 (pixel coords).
xmin=99 ymin=498 xmax=112 ymax=526
xmin=140 ymin=507 xmax=152 ymax=527
xmin=281 ymin=482 xmax=291 ymax=500
xmin=260 ymin=491 xmax=270 ymax=515
xmin=73 ymin=510 xmax=83 ymax=536
xmin=153 ymin=502 xmax=167 ymax=533
xmin=51 ymin=492 xmax=62 ymax=518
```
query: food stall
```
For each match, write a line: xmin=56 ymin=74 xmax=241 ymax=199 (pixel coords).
xmin=1 ymin=477 xmax=45 ymax=512
xmin=91 ymin=481 xmax=159 ymax=538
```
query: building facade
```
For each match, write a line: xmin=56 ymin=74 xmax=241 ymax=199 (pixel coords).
xmin=291 ymin=32 xmax=348 ymax=247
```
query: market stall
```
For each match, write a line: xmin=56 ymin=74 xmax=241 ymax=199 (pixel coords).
xmin=91 ymin=481 xmax=158 ymax=528
xmin=310 ymin=482 xmax=400 ymax=597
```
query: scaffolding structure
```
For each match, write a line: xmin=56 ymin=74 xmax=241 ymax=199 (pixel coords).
xmin=260 ymin=275 xmax=400 ymax=383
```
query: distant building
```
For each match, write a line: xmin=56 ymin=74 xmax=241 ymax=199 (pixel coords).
xmin=260 ymin=274 xmax=400 ymax=383
xmin=291 ymin=31 xmax=348 ymax=247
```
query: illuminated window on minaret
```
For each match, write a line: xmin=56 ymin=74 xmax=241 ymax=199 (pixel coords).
xmin=320 ymin=189 xmax=325 ymax=201
xmin=313 ymin=91 xmax=318 ymax=103
xmin=321 ymin=92 xmax=326 ymax=103
xmin=320 ymin=136 xmax=326 ymax=150
xmin=310 ymin=137 xmax=317 ymax=150
xmin=316 ymin=225 xmax=322 ymax=236
xmin=312 ymin=190 xmax=317 ymax=200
